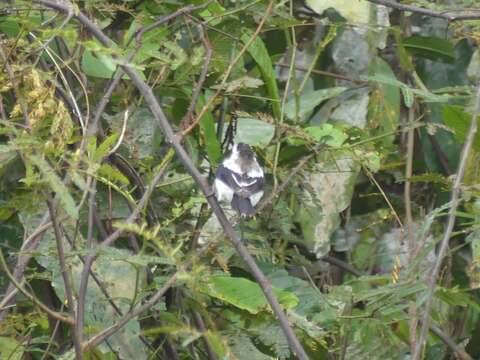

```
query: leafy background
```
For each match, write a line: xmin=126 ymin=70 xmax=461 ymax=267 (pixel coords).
xmin=0 ymin=0 xmax=480 ymax=359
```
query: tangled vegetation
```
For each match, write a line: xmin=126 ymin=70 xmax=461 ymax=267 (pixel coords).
xmin=1 ymin=0 xmax=480 ymax=359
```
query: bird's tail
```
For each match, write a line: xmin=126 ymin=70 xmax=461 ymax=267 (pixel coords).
xmin=231 ymin=194 xmax=255 ymax=217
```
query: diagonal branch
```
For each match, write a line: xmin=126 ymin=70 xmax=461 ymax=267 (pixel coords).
xmin=33 ymin=2 xmax=309 ymax=359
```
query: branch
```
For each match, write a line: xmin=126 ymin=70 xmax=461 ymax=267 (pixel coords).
xmin=429 ymin=321 xmax=473 ymax=360
xmin=413 ymin=83 xmax=480 ymax=359
xmin=319 ymin=255 xmax=363 ymax=277
xmin=33 ymin=2 xmax=309 ymax=358
xmin=82 ymin=242 xmax=211 ymax=351
xmin=276 ymin=62 xmax=366 ymax=84
xmin=180 ymin=1 xmax=275 ymax=138
xmin=257 ymin=143 xmax=324 ymax=213
xmin=366 ymin=0 xmax=480 ymax=21
xmin=0 ymin=213 xmax=53 ymax=321
xmin=0 ymin=247 xmax=73 ymax=325
xmin=47 ymin=199 xmax=82 ymax=359
xmin=179 ymin=23 xmax=213 ymax=130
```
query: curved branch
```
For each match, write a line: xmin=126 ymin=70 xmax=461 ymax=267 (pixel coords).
xmin=0 ymin=248 xmax=73 ymax=325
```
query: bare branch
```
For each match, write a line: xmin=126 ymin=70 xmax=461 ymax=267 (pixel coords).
xmin=47 ymin=199 xmax=83 ymax=359
xmin=366 ymin=0 xmax=480 ymax=21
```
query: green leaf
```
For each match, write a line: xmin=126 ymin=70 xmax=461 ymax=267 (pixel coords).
xmin=304 ymin=123 xmax=348 ymax=148
xmin=92 ymin=133 xmax=119 ymax=161
xmin=364 ymin=73 xmax=449 ymax=103
xmin=402 ymin=36 xmax=455 ymax=63
xmin=201 ymin=275 xmax=298 ymax=314
xmin=82 ymin=50 xmax=118 ymax=79
xmin=235 ymin=117 xmax=275 ymax=147
xmin=212 ymin=76 xmax=264 ymax=93
xmin=229 ymin=334 xmax=272 ymax=360
xmin=98 ymin=163 xmax=130 ymax=186
xmin=241 ymin=31 xmax=281 ymax=120
xmin=0 ymin=337 xmax=24 ymax=360
xmin=28 ymin=154 xmax=78 ymax=219
xmin=196 ymin=95 xmax=222 ymax=165
xmin=82 ymin=42 xmax=146 ymax=80
xmin=435 ymin=286 xmax=480 ymax=311
xmin=368 ymin=58 xmax=400 ymax=146
xmin=284 ymin=87 xmax=346 ymax=121
xmin=443 ymin=105 xmax=480 ymax=151
xmin=400 ymin=86 xmax=414 ymax=108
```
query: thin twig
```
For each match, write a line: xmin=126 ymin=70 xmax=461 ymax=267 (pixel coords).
xmin=181 ymin=1 xmax=274 ymax=138
xmin=428 ymin=322 xmax=473 ymax=360
xmin=107 ymin=109 xmax=129 ymax=157
xmin=276 ymin=62 xmax=366 ymax=84
xmin=82 ymin=266 xmax=179 ymax=350
xmin=413 ymin=83 xmax=480 ymax=359
xmin=133 ymin=2 xmax=211 ymax=44
xmin=405 ymin=105 xmax=415 ymax=254
xmin=366 ymin=0 xmax=480 ymax=21
xmin=257 ymin=143 xmax=324 ymax=213
xmin=0 ymin=248 xmax=73 ymax=325
xmin=179 ymin=23 xmax=213 ymax=130
xmin=0 ymin=213 xmax=54 ymax=321
xmin=87 ymin=69 xmax=124 ymax=137
xmin=192 ymin=311 xmax=218 ymax=360
xmin=273 ymin=20 xmax=297 ymax=190
xmin=47 ymin=199 xmax=82 ymax=359
xmin=319 ymin=255 xmax=363 ymax=277
xmin=40 ymin=304 xmax=64 ymax=360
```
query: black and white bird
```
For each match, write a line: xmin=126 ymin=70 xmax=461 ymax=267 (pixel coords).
xmin=214 ymin=143 xmax=264 ymax=217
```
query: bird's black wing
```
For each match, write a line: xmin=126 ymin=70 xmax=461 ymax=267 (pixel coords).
xmin=216 ymin=165 xmax=264 ymax=197
xmin=235 ymin=173 xmax=264 ymax=196
xmin=215 ymin=165 xmax=243 ymax=192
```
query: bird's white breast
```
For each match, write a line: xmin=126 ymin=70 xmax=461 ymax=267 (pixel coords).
xmin=214 ymin=178 xmax=234 ymax=202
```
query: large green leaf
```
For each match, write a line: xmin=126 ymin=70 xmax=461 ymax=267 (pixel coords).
xmin=284 ymin=87 xmax=346 ymax=121
xmin=0 ymin=337 xmax=24 ymax=360
xmin=368 ymin=57 xmax=400 ymax=146
xmin=403 ymin=36 xmax=455 ymax=63
xmin=235 ymin=117 xmax=275 ymax=147
xmin=201 ymin=275 xmax=298 ymax=314
xmin=196 ymin=95 xmax=222 ymax=165
xmin=443 ymin=105 xmax=480 ymax=151
xmin=241 ymin=32 xmax=281 ymax=120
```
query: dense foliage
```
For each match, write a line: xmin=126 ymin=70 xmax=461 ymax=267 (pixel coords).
xmin=1 ymin=0 xmax=480 ymax=359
